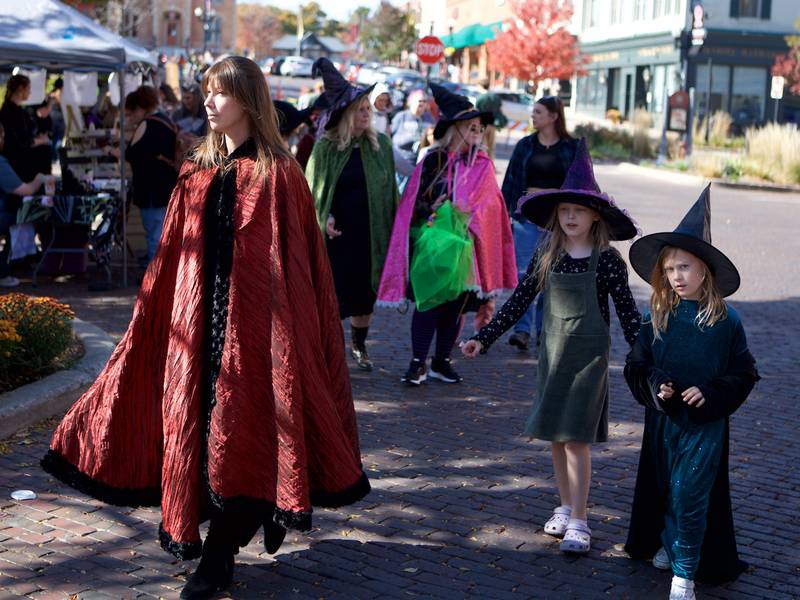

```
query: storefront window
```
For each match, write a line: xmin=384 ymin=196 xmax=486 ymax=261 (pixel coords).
xmin=731 ymin=66 xmax=766 ymax=125
xmin=577 ymin=70 xmax=607 ymax=110
xmin=695 ymin=64 xmax=730 ymax=120
xmin=735 ymin=0 xmax=760 ymax=18
xmin=652 ymin=65 xmax=666 ymax=113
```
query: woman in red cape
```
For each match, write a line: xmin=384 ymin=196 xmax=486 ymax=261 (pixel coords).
xmin=41 ymin=56 xmax=370 ymax=599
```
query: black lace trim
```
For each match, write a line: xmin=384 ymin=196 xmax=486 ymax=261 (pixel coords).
xmin=40 ymin=450 xmax=161 ymax=507
xmin=158 ymin=522 xmax=203 ymax=560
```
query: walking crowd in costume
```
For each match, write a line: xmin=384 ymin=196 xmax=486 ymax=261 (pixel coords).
xmin=34 ymin=55 xmax=759 ymax=600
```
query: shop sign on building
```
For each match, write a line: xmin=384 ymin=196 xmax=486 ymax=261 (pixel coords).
xmin=667 ymin=90 xmax=690 ymax=132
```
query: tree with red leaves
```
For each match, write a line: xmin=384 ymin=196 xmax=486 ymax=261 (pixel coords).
xmin=772 ymin=19 xmax=800 ymax=96
xmin=487 ymin=0 xmax=586 ymax=87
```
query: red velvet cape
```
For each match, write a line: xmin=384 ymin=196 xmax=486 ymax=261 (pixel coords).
xmin=42 ymin=155 xmax=370 ymax=559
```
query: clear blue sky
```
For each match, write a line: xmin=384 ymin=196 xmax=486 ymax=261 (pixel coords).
xmin=248 ymin=1 xmax=399 ymax=23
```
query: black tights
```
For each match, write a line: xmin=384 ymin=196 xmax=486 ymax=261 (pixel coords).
xmin=411 ymin=297 xmax=464 ymax=362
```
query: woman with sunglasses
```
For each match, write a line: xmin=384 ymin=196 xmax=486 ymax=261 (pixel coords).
xmin=501 ymin=95 xmax=579 ymax=351
xmin=378 ymin=83 xmax=517 ymax=386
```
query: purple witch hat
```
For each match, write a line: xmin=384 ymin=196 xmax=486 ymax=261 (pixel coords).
xmin=312 ymin=57 xmax=375 ymax=131
xmin=518 ymin=138 xmax=638 ymax=241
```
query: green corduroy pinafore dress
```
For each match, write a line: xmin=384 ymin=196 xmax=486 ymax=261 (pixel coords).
xmin=525 ymin=249 xmax=610 ymax=443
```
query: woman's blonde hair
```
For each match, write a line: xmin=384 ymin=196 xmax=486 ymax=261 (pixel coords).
xmin=325 ymin=96 xmax=379 ymax=152
xmin=531 ymin=204 xmax=611 ymax=292
xmin=192 ymin=56 xmax=290 ymax=178
xmin=649 ymin=246 xmax=727 ymax=339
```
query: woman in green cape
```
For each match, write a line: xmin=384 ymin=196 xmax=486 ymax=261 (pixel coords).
xmin=306 ymin=58 xmax=399 ymax=371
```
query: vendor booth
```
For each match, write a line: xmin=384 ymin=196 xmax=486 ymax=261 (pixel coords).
xmin=0 ymin=0 xmax=158 ymax=287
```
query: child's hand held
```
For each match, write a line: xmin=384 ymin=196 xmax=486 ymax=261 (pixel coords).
xmin=681 ymin=386 xmax=705 ymax=407
xmin=460 ymin=339 xmax=482 ymax=358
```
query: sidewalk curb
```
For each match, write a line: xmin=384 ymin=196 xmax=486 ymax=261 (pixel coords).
xmin=710 ymin=178 xmax=800 ymax=194
xmin=614 ymin=161 xmax=800 ymax=194
xmin=0 ymin=318 xmax=114 ymax=440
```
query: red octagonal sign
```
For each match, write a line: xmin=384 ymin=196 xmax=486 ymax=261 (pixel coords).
xmin=416 ymin=36 xmax=444 ymax=65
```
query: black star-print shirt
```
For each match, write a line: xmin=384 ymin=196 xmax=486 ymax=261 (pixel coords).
xmin=473 ymin=248 xmax=642 ymax=350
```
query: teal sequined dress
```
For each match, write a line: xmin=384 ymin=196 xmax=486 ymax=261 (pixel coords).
xmin=623 ymin=300 xmax=759 ymax=583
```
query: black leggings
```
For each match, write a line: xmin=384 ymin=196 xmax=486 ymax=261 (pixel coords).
xmin=411 ymin=296 xmax=464 ymax=362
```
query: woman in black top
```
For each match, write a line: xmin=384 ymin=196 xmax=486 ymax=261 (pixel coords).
xmin=0 ymin=75 xmax=51 ymax=183
xmin=500 ymin=96 xmax=578 ymax=350
xmin=108 ymin=86 xmax=178 ymax=264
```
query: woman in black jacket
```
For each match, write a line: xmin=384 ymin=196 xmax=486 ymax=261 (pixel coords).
xmin=0 ymin=74 xmax=51 ymax=182
xmin=108 ymin=86 xmax=178 ymax=264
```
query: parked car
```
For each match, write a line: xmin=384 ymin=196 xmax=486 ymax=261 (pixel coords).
xmin=492 ymin=89 xmax=536 ymax=124
xmin=280 ymin=56 xmax=314 ymax=78
xmin=381 ymin=67 xmax=425 ymax=91
xmin=357 ymin=63 xmax=386 ymax=86
xmin=270 ymin=56 xmax=286 ymax=75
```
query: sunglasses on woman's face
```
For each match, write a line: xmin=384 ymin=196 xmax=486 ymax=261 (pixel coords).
xmin=468 ymin=124 xmax=486 ymax=134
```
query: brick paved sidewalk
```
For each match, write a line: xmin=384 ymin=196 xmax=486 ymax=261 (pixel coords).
xmin=1 ymin=275 xmax=798 ymax=599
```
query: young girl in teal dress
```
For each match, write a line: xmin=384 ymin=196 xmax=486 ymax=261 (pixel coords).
xmin=461 ymin=140 xmax=641 ymax=555
xmin=624 ymin=185 xmax=759 ymax=600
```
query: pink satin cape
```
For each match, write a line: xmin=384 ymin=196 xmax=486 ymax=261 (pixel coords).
xmin=377 ymin=151 xmax=517 ymax=306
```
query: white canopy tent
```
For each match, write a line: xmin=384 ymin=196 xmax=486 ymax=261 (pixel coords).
xmin=0 ymin=0 xmax=159 ymax=286
xmin=0 ymin=0 xmax=157 ymax=69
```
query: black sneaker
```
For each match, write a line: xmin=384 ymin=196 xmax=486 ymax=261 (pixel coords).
xmin=429 ymin=358 xmax=462 ymax=383
xmin=401 ymin=359 xmax=427 ymax=385
xmin=351 ymin=346 xmax=373 ymax=371
xmin=508 ymin=331 xmax=530 ymax=350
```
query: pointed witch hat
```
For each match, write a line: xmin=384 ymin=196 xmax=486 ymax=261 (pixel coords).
xmin=629 ymin=183 xmax=740 ymax=297
xmin=273 ymin=100 xmax=312 ymax=136
xmin=312 ymin=57 xmax=375 ymax=131
xmin=518 ymin=138 xmax=638 ymax=241
xmin=429 ymin=82 xmax=493 ymax=140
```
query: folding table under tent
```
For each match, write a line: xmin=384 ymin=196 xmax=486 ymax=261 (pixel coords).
xmin=0 ymin=0 xmax=159 ymax=286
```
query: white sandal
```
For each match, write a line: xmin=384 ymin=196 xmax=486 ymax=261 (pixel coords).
xmin=560 ymin=519 xmax=591 ymax=554
xmin=543 ymin=506 xmax=572 ymax=537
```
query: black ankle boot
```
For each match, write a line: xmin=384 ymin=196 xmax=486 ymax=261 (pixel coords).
xmin=180 ymin=534 xmax=234 ymax=599
xmin=264 ymin=517 xmax=287 ymax=555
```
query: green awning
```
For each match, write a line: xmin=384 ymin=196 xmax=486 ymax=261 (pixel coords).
xmin=441 ymin=21 xmax=502 ymax=50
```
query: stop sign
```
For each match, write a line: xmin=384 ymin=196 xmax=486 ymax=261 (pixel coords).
xmin=416 ymin=36 xmax=445 ymax=65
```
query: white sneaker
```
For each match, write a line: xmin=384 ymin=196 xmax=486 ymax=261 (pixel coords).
xmin=653 ymin=546 xmax=671 ymax=570
xmin=669 ymin=576 xmax=695 ymax=600
xmin=0 ymin=276 xmax=20 ymax=287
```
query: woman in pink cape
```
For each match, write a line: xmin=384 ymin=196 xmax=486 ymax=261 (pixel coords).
xmin=378 ymin=83 xmax=517 ymax=386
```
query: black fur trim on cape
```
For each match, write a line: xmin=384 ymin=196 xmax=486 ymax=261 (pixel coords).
xmin=40 ymin=450 xmax=161 ymax=508
xmin=159 ymin=523 xmax=202 ymax=560
xmin=311 ymin=471 xmax=372 ymax=508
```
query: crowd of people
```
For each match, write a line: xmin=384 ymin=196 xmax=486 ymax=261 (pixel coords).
xmin=31 ymin=55 xmax=758 ymax=600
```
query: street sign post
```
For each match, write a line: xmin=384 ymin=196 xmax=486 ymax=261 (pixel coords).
xmin=771 ymin=75 xmax=785 ymax=122
xmin=415 ymin=36 xmax=445 ymax=65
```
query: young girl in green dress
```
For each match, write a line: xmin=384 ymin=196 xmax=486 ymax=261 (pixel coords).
xmin=461 ymin=140 xmax=640 ymax=554
xmin=624 ymin=185 xmax=759 ymax=600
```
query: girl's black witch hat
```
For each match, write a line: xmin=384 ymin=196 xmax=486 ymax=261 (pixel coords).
xmin=629 ymin=184 xmax=740 ymax=297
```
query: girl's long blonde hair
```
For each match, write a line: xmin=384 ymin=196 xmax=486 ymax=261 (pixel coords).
xmin=192 ymin=56 xmax=290 ymax=178
xmin=325 ymin=96 xmax=379 ymax=152
xmin=649 ymin=246 xmax=727 ymax=339
xmin=531 ymin=205 xmax=612 ymax=292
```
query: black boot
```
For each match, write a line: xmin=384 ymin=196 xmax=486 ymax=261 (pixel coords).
xmin=264 ymin=517 xmax=287 ymax=555
xmin=180 ymin=529 xmax=234 ymax=600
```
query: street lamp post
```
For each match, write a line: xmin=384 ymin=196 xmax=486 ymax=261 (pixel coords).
xmin=193 ymin=0 xmax=215 ymax=55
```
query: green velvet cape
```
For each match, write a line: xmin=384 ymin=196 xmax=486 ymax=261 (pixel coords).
xmin=306 ymin=133 xmax=399 ymax=291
